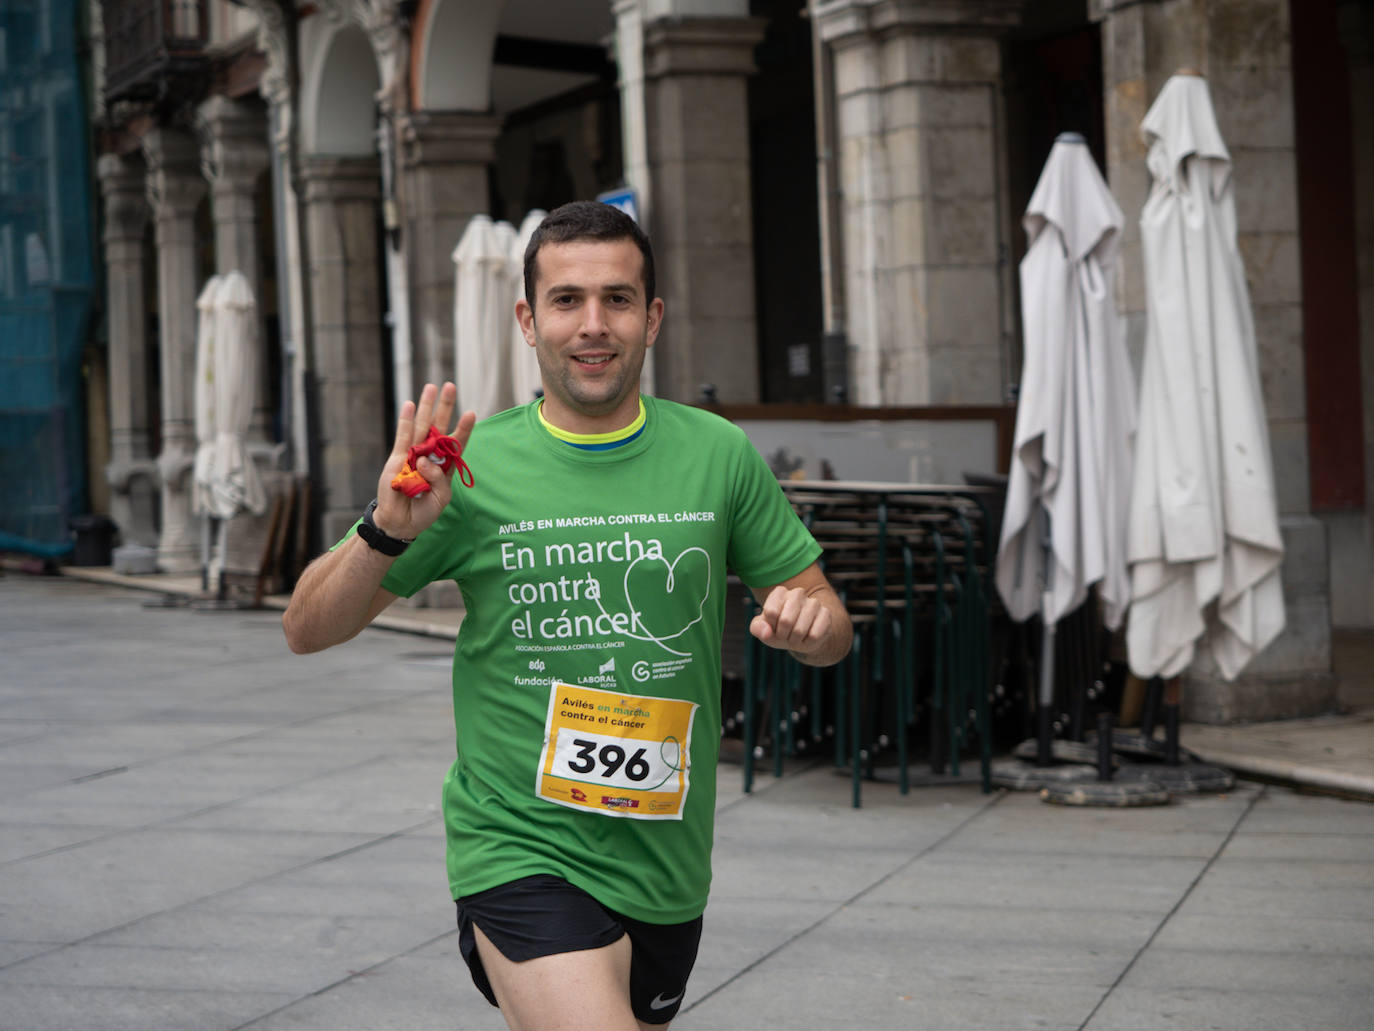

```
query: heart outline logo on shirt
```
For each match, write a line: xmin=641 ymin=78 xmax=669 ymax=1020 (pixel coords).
xmin=620 ymin=547 xmax=711 ymax=656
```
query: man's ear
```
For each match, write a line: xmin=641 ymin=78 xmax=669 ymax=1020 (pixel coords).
xmin=515 ymin=298 xmax=537 ymax=347
xmin=645 ymin=296 xmax=664 ymax=349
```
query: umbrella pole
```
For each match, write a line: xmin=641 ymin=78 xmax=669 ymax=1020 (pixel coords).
xmin=200 ymin=516 xmax=212 ymax=594
xmin=1140 ymin=676 xmax=1162 ymax=740
xmin=1095 ymin=711 xmax=1115 ymax=781
xmin=216 ymin=519 xmax=229 ymax=602
xmin=1163 ymin=676 xmax=1181 ymax=765
xmin=1036 ymin=618 xmax=1056 ymax=766
xmin=1036 ymin=507 xmax=1056 ymax=767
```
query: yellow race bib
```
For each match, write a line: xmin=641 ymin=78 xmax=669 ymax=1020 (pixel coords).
xmin=536 ymin=682 xmax=698 ymax=820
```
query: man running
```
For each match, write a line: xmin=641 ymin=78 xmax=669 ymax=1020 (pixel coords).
xmin=283 ymin=201 xmax=851 ymax=1030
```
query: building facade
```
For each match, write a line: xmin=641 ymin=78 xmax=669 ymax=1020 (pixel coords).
xmin=86 ymin=0 xmax=1372 ymax=722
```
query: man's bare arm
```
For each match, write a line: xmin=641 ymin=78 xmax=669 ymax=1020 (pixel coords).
xmin=282 ymin=539 xmax=402 ymax=653
xmin=748 ymin=561 xmax=852 ymax=667
xmin=282 ymin=381 xmax=474 ymax=654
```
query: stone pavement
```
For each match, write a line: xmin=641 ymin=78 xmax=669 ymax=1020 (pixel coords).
xmin=2 ymin=572 xmax=1372 ymax=1030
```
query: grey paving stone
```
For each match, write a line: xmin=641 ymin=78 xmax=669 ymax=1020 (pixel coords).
xmin=680 ymin=967 xmax=1106 ymax=1031
xmin=1083 ymin=985 xmax=1374 ymax=1031
xmin=1152 ymin=911 xmax=1374 ymax=955
xmin=727 ymin=900 xmax=1138 ymax=987
xmin=1220 ymin=831 xmax=1374 ymax=862
xmin=0 ymin=719 xmax=286 ymax=769
xmin=865 ymin=851 xmax=1207 ymax=914
xmin=1193 ymin=856 xmax=1374 ymax=890
xmin=1180 ymin=878 xmax=1374 ymax=920
xmin=690 ymin=896 xmax=838 ymax=1000
xmin=0 ymin=940 xmax=55 ymax=966
xmin=0 ymin=820 xmax=124 ymax=863
xmin=242 ymin=940 xmax=508 ymax=1031
xmin=209 ymin=859 xmax=451 ymax=924
xmin=770 ymin=898 xmax=1160 ymax=958
xmin=0 ymin=827 xmax=379 ymax=941
xmin=90 ymin=904 xmax=449 ymax=955
xmin=1123 ymin=947 xmax=1374 ymax=995
xmin=0 ymin=983 xmax=297 ymax=1031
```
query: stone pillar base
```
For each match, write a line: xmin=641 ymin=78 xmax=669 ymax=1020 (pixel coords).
xmin=1182 ymin=671 xmax=1338 ymax=725
xmin=1182 ymin=516 xmax=1336 ymax=723
xmin=112 ymin=544 xmax=160 ymax=576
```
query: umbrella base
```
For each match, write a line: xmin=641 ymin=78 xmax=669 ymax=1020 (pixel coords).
xmin=1117 ymin=761 xmax=1235 ymax=795
xmin=864 ymin=766 xmax=984 ymax=789
xmin=1012 ymin=737 xmax=1112 ymax=767
xmin=1040 ymin=777 xmax=1171 ymax=807
xmin=142 ymin=593 xmax=190 ymax=610
xmin=1088 ymin=729 xmax=1201 ymax=764
xmin=189 ymin=596 xmax=256 ymax=612
xmin=991 ymin=759 xmax=1098 ymax=792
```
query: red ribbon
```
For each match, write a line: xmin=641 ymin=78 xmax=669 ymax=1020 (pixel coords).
xmin=389 ymin=426 xmax=474 ymax=496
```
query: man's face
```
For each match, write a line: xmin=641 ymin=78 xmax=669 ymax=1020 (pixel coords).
xmin=515 ymin=238 xmax=663 ymax=433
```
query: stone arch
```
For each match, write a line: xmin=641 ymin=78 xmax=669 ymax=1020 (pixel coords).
xmin=414 ymin=0 xmax=502 ymax=111
xmin=300 ymin=19 xmax=381 ymax=155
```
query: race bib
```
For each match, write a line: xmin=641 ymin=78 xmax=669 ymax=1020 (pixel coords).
xmin=536 ymin=682 xmax=698 ymax=820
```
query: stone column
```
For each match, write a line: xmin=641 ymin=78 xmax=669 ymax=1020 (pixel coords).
xmin=816 ymin=0 xmax=1022 ymax=406
xmin=1092 ymin=0 xmax=1334 ymax=719
xmin=643 ymin=15 xmax=766 ymax=403
xmin=397 ymin=112 xmax=500 ymax=394
xmin=142 ymin=128 xmax=207 ymax=574
xmin=300 ymin=156 xmax=388 ymax=545
xmin=198 ymin=95 xmax=274 ymax=449
xmin=1335 ymin=0 xmax=1374 ymax=625
xmin=97 ymin=152 xmax=158 ymax=558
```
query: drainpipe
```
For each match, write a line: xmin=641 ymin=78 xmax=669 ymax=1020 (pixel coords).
xmin=277 ymin=0 xmax=322 ymax=556
xmin=376 ymin=107 xmax=413 ymax=408
xmin=808 ymin=1 xmax=847 ymax=403
xmin=613 ymin=0 xmax=654 ymax=396
xmin=268 ymin=96 xmax=295 ymax=470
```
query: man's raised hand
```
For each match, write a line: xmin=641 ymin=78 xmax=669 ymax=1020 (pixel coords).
xmin=373 ymin=382 xmax=476 ymax=541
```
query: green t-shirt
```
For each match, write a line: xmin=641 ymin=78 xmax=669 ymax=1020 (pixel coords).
xmin=377 ymin=396 xmax=821 ymax=923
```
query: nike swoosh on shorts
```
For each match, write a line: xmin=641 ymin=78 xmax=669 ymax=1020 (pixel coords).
xmin=649 ymin=992 xmax=683 ymax=1010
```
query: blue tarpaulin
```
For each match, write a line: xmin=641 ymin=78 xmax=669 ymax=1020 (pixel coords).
xmin=0 ymin=0 xmax=95 ymax=557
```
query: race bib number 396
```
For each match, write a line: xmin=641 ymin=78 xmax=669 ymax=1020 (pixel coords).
xmin=536 ymin=682 xmax=698 ymax=820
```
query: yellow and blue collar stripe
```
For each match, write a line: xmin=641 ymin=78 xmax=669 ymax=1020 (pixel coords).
xmin=538 ymin=398 xmax=646 ymax=451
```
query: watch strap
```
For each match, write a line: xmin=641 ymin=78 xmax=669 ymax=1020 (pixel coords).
xmin=358 ymin=499 xmax=411 ymax=557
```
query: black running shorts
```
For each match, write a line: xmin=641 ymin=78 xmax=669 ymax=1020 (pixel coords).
xmin=455 ymin=874 xmax=703 ymax=1025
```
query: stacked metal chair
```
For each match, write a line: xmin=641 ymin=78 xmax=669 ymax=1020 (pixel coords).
xmin=741 ymin=482 xmax=999 ymax=807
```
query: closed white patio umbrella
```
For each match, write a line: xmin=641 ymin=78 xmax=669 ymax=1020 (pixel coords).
xmin=206 ymin=271 xmax=267 ymax=520
xmin=997 ymin=133 xmax=1136 ymax=632
xmin=1126 ymin=73 xmax=1286 ymax=682
xmin=191 ymin=271 xmax=267 ymax=598
xmin=191 ymin=274 xmax=224 ymax=526
xmin=509 ymin=208 xmax=547 ymax=406
xmin=453 ymin=214 xmax=518 ymax=419
xmin=996 ymin=133 xmax=1137 ymax=769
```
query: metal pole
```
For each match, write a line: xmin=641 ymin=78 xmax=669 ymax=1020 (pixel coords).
xmin=1036 ymin=507 xmax=1056 ymax=766
xmin=1163 ymin=676 xmax=1182 ymax=765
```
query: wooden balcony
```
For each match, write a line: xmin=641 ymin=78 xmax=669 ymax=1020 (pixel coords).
xmin=101 ymin=0 xmax=208 ymax=105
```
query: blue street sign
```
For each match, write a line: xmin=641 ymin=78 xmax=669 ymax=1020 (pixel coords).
xmin=596 ymin=186 xmax=639 ymax=223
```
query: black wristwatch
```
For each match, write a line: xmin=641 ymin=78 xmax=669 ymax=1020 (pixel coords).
xmin=358 ymin=499 xmax=412 ymax=557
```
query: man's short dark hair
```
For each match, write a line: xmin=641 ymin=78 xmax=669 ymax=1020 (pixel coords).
xmin=523 ymin=200 xmax=656 ymax=311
